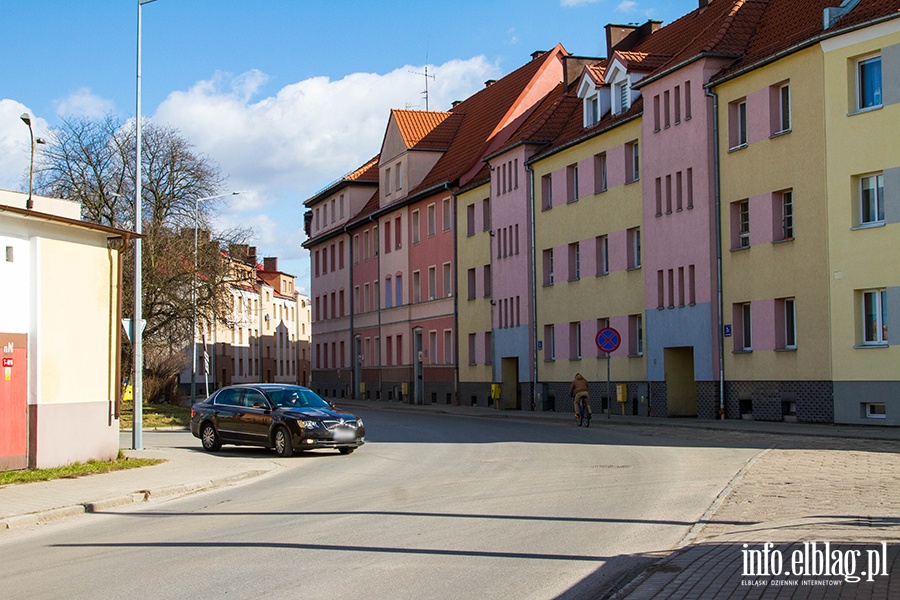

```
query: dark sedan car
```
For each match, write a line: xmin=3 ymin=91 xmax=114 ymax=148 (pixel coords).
xmin=190 ymin=384 xmax=365 ymax=456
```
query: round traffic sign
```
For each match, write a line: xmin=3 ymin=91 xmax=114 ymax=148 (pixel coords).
xmin=595 ymin=327 xmax=621 ymax=353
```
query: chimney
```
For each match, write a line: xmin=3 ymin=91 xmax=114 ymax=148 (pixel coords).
xmin=531 ymin=50 xmax=546 ymax=60
xmin=263 ymin=257 xmax=278 ymax=272
xmin=248 ymin=246 xmax=257 ymax=266
xmin=699 ymin=0 xmax=709 ymax=8
xmin=484 ymin=79 xmax=497 ymax=88
xmin=451 ymin=100 xmax=462 ymax=108
xmin=605 ymin=20 xmax=663 ymax=57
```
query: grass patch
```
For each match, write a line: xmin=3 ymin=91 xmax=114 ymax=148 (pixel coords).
xmin=0 ymin=451 xmax=164 ymax=486
xmin=121 ymin=400 xmax=191 ymax=429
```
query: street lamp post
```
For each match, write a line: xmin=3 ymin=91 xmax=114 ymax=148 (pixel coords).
xmin=191 ymin=192 xmax=241 ymax=405
xmin=134 ymin=0 xmax=157 ymax=451
xmin=20 ymin=113 xmax=46 ymax=210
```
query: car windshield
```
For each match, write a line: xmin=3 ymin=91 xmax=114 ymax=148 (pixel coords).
xmin=268 ymin=388 xmax=332 ymax=410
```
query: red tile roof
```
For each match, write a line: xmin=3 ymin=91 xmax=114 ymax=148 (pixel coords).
xmin=391 ymin=109 xmax=457 ymax=149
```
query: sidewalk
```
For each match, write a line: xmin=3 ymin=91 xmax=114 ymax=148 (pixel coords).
xmin=1 ymin=401 xmax=897 ymax=598
xmin=0 ymin=435 xmax=281 ymax=530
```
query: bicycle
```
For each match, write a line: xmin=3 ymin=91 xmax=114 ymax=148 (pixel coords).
xmin=575 ymin=396 xmax=591 ymax=427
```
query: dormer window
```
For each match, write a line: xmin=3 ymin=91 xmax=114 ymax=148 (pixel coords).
xmin=617 ymin=81 xmax=630 ymax=114
xmin=586 ymin=95 xmax=599 ymax=126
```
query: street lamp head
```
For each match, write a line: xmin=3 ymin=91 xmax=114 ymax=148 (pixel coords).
xmin=20 ymin=113 xmax=32 ymax=127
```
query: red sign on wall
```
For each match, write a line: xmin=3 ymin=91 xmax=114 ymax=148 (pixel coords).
xmin=1 ymin=358 xmax=12 ymax=367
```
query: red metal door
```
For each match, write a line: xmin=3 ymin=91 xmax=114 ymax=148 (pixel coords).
xmin=0 ymin=333 xmax=28 ymax=471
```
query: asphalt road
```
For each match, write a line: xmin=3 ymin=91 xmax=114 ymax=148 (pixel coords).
xmin=0 ymin=408 xmax=759 ymax=599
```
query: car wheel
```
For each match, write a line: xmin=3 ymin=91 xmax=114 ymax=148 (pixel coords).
xmin=338 ymin=446 xmax=355 ymax=455
xmin=200 ymin=422 xmax=222 ymax=452
xmin=274 ymin=426 xmax=294 ymax=457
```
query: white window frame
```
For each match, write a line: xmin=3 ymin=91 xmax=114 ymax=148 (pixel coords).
xmin=784 ymin=297 xmax=797 ymax=350
xmin=427 ymin=203 xmax=436 ymax=236
xmin=859 ymin=173 xmax=885 ymax=225
xmin=739 ymin=200 xmax=750 ymax=248
xmin=856 ymin=55 xmax=882 ymax=112
xmin=778 ymin=84 xmax=791 ymax=133
xmin=741 ymin=302 xmax=753 ymax=351
xmin=782 ymin=191 xmax=794 ymax=240
xmin=597 ymin=235 xmax=608 ymax=275
xmin=862 ymin=289 xmax=888 ymax=345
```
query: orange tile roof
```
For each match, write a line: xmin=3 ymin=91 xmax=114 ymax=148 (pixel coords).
xmin=344 ymin=155 xmax=380 ymax=182
xmin=391 ymin=109 xmax=456 ymax=149
xmin=410 ymin=44 xmax=569 ymax=194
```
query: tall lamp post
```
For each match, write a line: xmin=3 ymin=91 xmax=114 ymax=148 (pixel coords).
xmin=134 ymin=0 xmax=157 ymax=451
xmin=191 ymin=192 xmax=240 ymax=405
xmin=20 ymin=113 xmax=46 ymax=210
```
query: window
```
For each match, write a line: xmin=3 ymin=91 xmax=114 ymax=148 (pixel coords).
xmin=781 ymin=191 xmax=794 ymax=240
xmin=482 ymin=198 xmax=491 ymax=230
xmin=570 ymin=322 xmax=582 ymax=360
xmin=323 ymin=204 xmax=328 ymax=226
xmin=544 ymin=324 xmax=555 ymax=361
xmin=429 ymin=331 xmax=438 ymax=365
xmin=427 ymin=204 xmax=436 ymax=236
xmin=585 ymin=94 xmax=599 ymax=126
xmin=363 ymin=230 xmax=370 ymax=260
xmin=688 ymin=264 xmax=696 ymax=305
xmin=384 ymin=276 xmax=392 ymax=308
xmin=664 ymin=90 xmax=671 ymax=128
xmin=484 ymin=332 xmax=492 ymax=364
xmin=467 ymin=268 xmax=476 ymax=300
xmin=777 ymin=84 xmax=790 ymax=133
xmin=468 ymin=333 xmax=477 ymax=365
xmin=857 ymin=55 xmax=882 ymax=111
xmin=732 ymin=200 xmax=750 ymax=249
xmin=483 ymin=264 xmax=492 ymax=297
xmin=412 ymin=210 xmax=420 ymax=244
xmin=735 ymin=302 xmax=752 ymax=351
xmin=685 ymin=80 xmax=692 ymax=119
xmin=860 ymin=173 xmax=884 ymax=225
xmin=395 ymin=216 xmax=402 ymax=249
xmin=862 ymin=289 xmax=888 ymax=345
xmin=866 ymin=403 xmax=887 ymax=419
xmin=384 ymin=220 xmax=391 ymax=254
xmin=338 ymin=240 xmax=345 ymax=269
xmin=467 ymin=204 xmax=476 ymax=236
xmin=617 ymin=81 xmax=629 ymax=114
xmin=443 ymin=263 xmax=452 ymax=297
xmin=395 ymin=275 xmax=403 ymax=306
xmin=443 ymin=330 xmax=453 ymax=364
xmin=567 ymin=164 xmax=579 ymax=203
xmin=674 ymin=85 xmax=681 ymax=124
xmin=627 ymin=228 xmax=641 ymax=269
xmin=442 ymin=198 xmax=452 ymax=231
xmin=594 ymin=152 xmax=607 ymax=193
xmin=413 ymin=270 xmax=421 ymax=303
xmin=627 ymin=142 xmax=640 ymax=182
xmin=779 ymin=297 xmax=797 ymax=350
xmin=386 ymin=336 xmax=393 ymax=366
xmin=428 ymin=266 xmax=437 ymax=300
xmin=395 ymin=162 xmax=402 ymax=190
xmin=385 ymin=168 xmax=392 ymax=195
xmin=653 ymin=94 xmax=661 ymax=131
xmin=731 ymin=99 xmax=748 ymax=148
xmin=353 ymin=235 xmax=360 ymax=264
xmin=590 ymin=236 xmax=607 ymax=278
xmin=569 ymin=242 xmax=580 ymax=280
xmin=629 ymin=314 xmax=643 ymax=356
xmin=396 ymin=335 xmax=403 ymax=366
xmin=543 ymin=249 xmax=554 ymax=285
xmin=686 ymin=168 xmax=694 ymax=209
xmin=541 ymin=174 xmax=552 ymax=210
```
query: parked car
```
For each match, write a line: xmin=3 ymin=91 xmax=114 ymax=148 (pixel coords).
xmin=190 ymin=384 xmax=365 ymax=456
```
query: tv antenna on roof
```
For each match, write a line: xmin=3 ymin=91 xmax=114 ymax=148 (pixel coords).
xmin=409 ymin=65 xmax=436 ymax=111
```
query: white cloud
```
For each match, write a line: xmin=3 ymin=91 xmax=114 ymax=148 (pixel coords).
xmin=0 ymin=100 xmax=49 ymax=191
xmin=54 ymin=88 xmax=115 ymax=118
xmin=618 ymin=0 xmax=638 ymax=12
xmin=152 ymin=57 xmax=501 ymax=288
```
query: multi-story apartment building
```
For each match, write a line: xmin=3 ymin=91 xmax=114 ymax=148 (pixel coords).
xmin=306 ymin=0 xmax=900 ymax=426
xmin=305 ymin=46 xmax=570 ymax=404
xmin=182 ymin=246 xmax=309 ymax=397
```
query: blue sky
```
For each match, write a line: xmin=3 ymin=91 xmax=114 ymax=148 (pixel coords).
xmin=1 ymin=0 xmax=699 ymax=292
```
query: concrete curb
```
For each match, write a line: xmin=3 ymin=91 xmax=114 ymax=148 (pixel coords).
xmin=0 ymin=469 xmax=271 ymax=531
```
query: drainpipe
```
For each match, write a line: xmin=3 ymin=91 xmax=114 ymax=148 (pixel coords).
xmin=526 ymin=163 xmax=539 ymax=411
xmin=705 ymin=86 xmax=726 ymax=419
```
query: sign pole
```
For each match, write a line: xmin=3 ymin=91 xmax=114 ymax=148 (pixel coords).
xmin=606 ymin=351 xmax=611 ymax=419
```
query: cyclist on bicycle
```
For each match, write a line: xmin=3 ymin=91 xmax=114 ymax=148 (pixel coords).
xmin=569 ymin=373 xmax=592 ymax=421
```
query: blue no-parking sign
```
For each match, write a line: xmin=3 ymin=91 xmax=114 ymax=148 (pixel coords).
xmin=595 ymin=327 xmax=621 ymax=353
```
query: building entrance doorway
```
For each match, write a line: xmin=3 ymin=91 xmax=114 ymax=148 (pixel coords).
xmin=501 ymin=357 xmax=520 ymax=410
xmin=664 ymin=347 xmax=697 ymax=417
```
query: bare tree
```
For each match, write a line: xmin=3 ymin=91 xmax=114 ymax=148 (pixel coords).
xmin=34 ymin=115 xmax=253 ymax=402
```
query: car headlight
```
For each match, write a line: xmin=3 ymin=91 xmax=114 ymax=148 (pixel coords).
xmin=299 ymin=420 xmax=322 ymax=430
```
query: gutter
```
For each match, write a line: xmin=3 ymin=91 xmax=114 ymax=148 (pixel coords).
xmin=526 ymin=162 xmax=540 ymax=411
xmin=705 ymin=86 xmax=726 ymax=420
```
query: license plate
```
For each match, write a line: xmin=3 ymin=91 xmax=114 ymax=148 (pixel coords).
xmin=333 ymin=429 xmax=355 ymax=442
